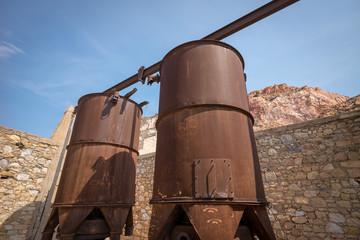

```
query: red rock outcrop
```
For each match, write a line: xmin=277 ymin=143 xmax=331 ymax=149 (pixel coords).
xmin=141 ymin=84 xmax=355 ymax=132
xmin=249 ymin=83 xmax=349 ymax=131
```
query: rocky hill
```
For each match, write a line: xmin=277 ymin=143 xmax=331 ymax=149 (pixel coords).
xmin=141 ymin=84 xmax=356 ymax=133
xmin=317 ymin=94 xmax=360 ymax=118
xmin=249 ymin=84 xmax=349 ymax=131
xmin=139 ymin=84 xmax=357 ymax=154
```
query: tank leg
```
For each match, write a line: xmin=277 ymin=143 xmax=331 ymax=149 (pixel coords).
xmin=234 ymin=225 xmax=254 ymax=240
xmin=169 ymin=225 xmax=199 ymax=240
xmin=41 ymin=232 xmax=55 ymax=240
xmin=148 ymin=204 xmax=179 ymax=240
xmin=41 ymin=208 xmax=59 ymax=240
xmin=100 ymin=207 xmax=130 ymax=237
xmin=124 ymin=207 xmax=134 ymax=236
xmin=110 ymin=232 xmax=122 ymax=240
xmin=244 ymin=206 xmax=276 ymax=240
xmin=58 ymin=207 xmax=94 ymax=238
xmin=182 ymin=204 xmax=244 ymax=240
xmin=59 ymin=233 xmax=75 ymax=240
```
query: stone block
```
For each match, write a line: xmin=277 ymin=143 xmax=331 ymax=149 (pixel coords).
xmin=292 ymin=216 xmax=307 ymax=224
xmin=294 ymin=132 xmax=308 ymax=139
xmin=323 ymin=128 xmax=333 ymax=135
xmin=20 ymin=149 xmax=32 ymax=157
xmin=347 ymin=168 xmax=360 ymax=178
xmin=315 ymin=154 xmax=328 ymax=163
xmin=265 ymin=172 xmax=277 ymax=182
xmin=16 ymin=174 xmax=29 ymax=181
xmin=295 ymin=172 xmax=306 ymax=180
xmin=268 ymin=148 xmax=277 ymax=155
xmin=336 ymin=200 xmax=351 ymax=209
xmin=294 ymin=197 xmax=309 ymax=205
xmin=284 ymin=222 xmax=295 ymax=229
xmin=336 ymin=141 xmax=352 ymax=147
xmin=281 ymin=134 xmax=294 ymax=143
xmin=346 ymin=217 xmax=360 ymax=227
xmin=343 ymin=226 xmax=360 ymax=235
xmin=325 ymin=222 xmax=344 ymax=233
xmin=328 ymin=213 xmax=345 ymax=223
xmin=348 ymin=151 xmax=360 ymax=160
xmin=334 ymin=152 xmax=347 ymax=161
xmin=331 ymin=168 xmax=347 ymax=178
xmin=322 ymin=163 xmax=334 ymax=171
xmin=315 ymin=211 xmax=326 ymax=219
xmin=340 ymin=160 xmax=360 ymax=168
xmin=307 ymin=171 xmax=319 ymax=179
xmin=319 ymin=172 xmax=331 ymax=179
xmin=310 ymin=197 xmax=327 ymax=208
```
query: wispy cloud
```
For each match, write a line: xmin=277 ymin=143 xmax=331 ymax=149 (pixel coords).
xmin=80 ymin=32 xmax=111 ymax=59
xmin=12 ymin=80 xmax=76 ymax=109
xmin=0 ymin=41 xmax=25 ymax=59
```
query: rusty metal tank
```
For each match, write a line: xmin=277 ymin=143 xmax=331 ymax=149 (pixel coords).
xmin=42 ymin=92 xmax=143 ymax=240
xmin=149 ymin=40 xmax=275 ymax=240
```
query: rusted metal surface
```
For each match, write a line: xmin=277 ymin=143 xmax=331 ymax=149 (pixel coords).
xmin=149 ymin=40 xmax=275 ymax=239
xmin=42 ymin=92 xmax=142 ymax=240
xmin=103 ymin=0 xmax=299 ymax=93
xmin=152 ymin=40 xmax=263 ymax=204
xmin=194 ymin=159 xmax=234 ymax=199
xmin=182 ymin=204 xmax=245 ymax=240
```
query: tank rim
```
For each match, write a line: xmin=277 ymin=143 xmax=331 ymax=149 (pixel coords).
xmin=156 ymin=104 xmax=255 ymax=129
xmin=78 ymin=92 xmax=144 ymax=114
xmin=160 ymin=39 xmax=245 ymax=71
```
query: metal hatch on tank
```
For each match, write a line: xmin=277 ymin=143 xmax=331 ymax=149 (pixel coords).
xmin=149 ymin=40 xmax=276 ymax=240
xmin=42 ymin=90 xmax=148 ymax=240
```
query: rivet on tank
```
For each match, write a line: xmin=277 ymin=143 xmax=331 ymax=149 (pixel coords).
xmin=42 ymin=89 xmax=148 ymax=240
xmin=149 ymin=40 xmax=276 ymax=240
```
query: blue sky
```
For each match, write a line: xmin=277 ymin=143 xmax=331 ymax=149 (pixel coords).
xmin=1 ymin=0 xmax=359 ymax=138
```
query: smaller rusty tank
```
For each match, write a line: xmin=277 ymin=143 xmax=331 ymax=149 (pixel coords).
xmin=42 ymin=91 xmax=143 ymax=240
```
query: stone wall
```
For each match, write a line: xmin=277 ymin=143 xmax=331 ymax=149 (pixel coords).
xmin=131 ymin=111 xmax=360 ymax=239
xmin=0 ymin=106 xmax=75 ymax=240
xmin=0 ymin=109 xmax=359 ymax=239
xmin=0 ymin=126 xmax=60 ymax=240
xmin=122 ymin=154 xmax=155 ymax=240
xmin=256 ymin=111 xmax=360 ymax=239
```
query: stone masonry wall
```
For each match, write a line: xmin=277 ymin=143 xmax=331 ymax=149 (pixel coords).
xmin=0 ymin=109 xmax=359 ymax=239
xmin=256 ymin=111 xmax=360 ymax=239
xmin=131 ymin=111 xmax=360 ymax=239
xmin=0 ymin=126 xmax=60 ymax=240
xmin=122 ymin=154 xmax=155 ymax=240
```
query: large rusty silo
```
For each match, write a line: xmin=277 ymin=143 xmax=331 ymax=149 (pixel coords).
xmin=149 ymin=40 xmax=275 ymax=240
xmin=42 ymin=92 xmax=143 ymax=240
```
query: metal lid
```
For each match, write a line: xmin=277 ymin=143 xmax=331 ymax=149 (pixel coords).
xmin=78 ymin=92 xmax=144 ymax=114
xmin=160 ymin=39 xmax=245 ymax=72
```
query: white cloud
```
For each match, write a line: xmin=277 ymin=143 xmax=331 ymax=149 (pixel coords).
xmin=12 ymin=80 xmax=76 ymax=109
xmin=0 ymin=41 xmax=25 ymax=59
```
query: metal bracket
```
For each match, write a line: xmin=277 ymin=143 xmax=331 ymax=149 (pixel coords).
xmin=147 ymin=74 xmax=160 ymax=86
xmin=139 ymin=101 xmax=149 ymax=108
xmin=124 ymin=88 xmax=137 ymax=99
xmin=138 ymin=66 xmax=146 ymax=84
xmin=194 ymin=159 xmax=234 ymax=199
xmin=111 ymin=91 xmax=120 ymax=103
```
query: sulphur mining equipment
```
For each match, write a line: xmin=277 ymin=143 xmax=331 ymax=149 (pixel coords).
xmin=42 ymin=91 xmax=146 ymax=240
xmin=149 ymin=40 xmax=276 ymax=240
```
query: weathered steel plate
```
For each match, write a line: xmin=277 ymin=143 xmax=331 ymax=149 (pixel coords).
xmin=194 ymin=159 xmax=234 ymax=199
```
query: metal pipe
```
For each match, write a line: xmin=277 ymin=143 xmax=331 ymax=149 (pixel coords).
xmin=103 ymin=0 xmax=299 ymax=93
